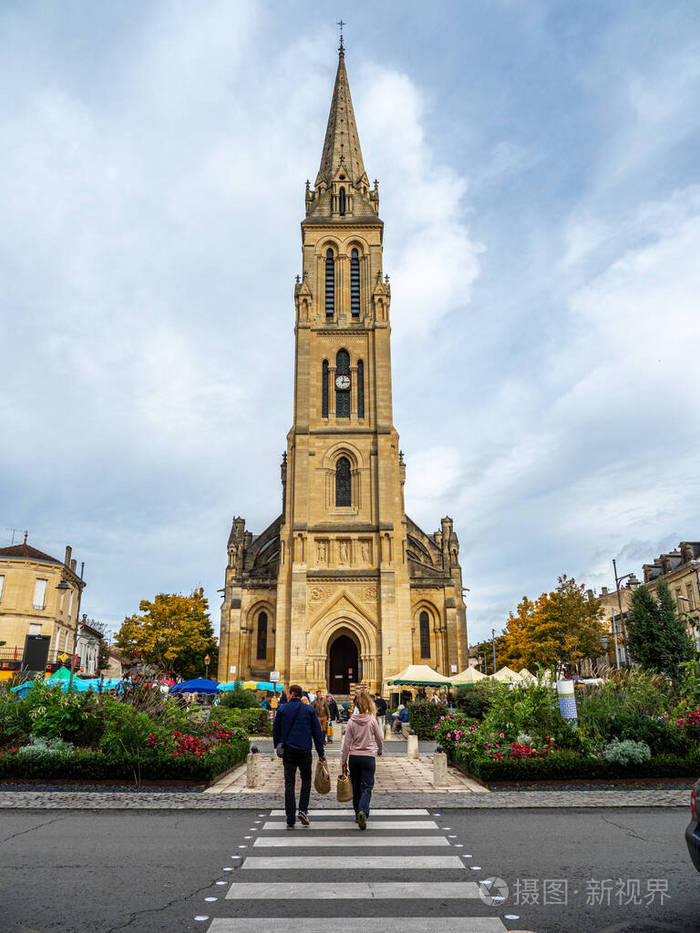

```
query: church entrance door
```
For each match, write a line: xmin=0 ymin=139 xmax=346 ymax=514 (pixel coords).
xmin=328 ymin=633 xmax=358 ymax=695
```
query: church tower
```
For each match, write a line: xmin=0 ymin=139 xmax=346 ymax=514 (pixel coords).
xmin=218 ymin=44 xmax=468 ymax=694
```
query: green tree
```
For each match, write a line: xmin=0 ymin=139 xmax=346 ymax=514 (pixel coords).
xmin=115 ymin=589 xmax=217 ymax=680
xmin=499 ymin=575 xmax=604 ymax=674
xmin=627 ymin=580 xmax=696 ymax=677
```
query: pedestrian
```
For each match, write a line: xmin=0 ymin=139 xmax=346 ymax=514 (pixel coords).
xmin=341 ymin=690 xmax=383 ymax=830
xmin=374 ymin=692 xmax=387 ymax=732
xmin=312 ymin=689 xmax=331 ymax=744
xmin=279 ymin=688 xmax=288 ymax=705
xmin=326 ymin=692 xmax=339 ymax=722
xmin=273 ymin=684 xmax=326 ymax=829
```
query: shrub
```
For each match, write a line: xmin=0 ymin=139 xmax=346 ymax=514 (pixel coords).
xmin=406 ymin=702 xmax=445 ymax=739
xmin=0 ymin=685 xmax=30 ymax=747
xmin=601 ymin=739 xmax=651 ymax=766
xmin=14 ymin=736 xmax=74 ymax=759
xmin=99 ymin=697 xmax=154 ymax=756
xmin=218 ymin=688 xmax=258 ymax=709
xmin=454 ymin=684 xmax=495 ymax=720
xmin=211 ymin=707 xmax=271 ymax=736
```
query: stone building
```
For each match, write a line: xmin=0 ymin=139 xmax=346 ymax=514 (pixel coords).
xmin=0 ymin=537 xmax=85 ymax=678
xmin=218 ymin=46 xmax=468 ymax=694
xmin=642 ymin=541 xmax=700 ymax=649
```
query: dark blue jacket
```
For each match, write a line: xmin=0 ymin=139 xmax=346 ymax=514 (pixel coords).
xmin=273 ymin=698 xmax=325 ymax=757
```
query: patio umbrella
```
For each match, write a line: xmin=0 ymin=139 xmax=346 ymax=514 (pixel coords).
xmin=169 ymin=677 xmax=220 ymax=695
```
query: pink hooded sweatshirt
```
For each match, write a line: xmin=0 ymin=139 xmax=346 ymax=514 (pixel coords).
xmin=341 ymin=713 xmax=384 ymax=768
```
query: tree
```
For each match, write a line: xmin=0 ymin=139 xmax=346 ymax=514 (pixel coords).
xmin=115 ymin=589 xmax=218 ymax=680
xmin=627 ymin=580 xmax=696 ymax=678
xmin=499 ymin=575 xmax=605 ymax=674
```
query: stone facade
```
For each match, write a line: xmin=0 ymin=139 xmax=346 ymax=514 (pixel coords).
xmin=0 ymin=538 xmax=85 ymax=678
xmin=217 ymin=48 xmax=468 ymax=693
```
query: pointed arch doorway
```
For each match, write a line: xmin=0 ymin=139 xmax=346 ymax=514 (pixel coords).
xmin=328 ymin=630 xmax=359 ymax=694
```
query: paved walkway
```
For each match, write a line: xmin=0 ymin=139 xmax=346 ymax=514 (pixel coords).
xmin=206 ymin=748 xmax=486 ymax=795
xmin=195 ymin=807 xmax=535 ymax=932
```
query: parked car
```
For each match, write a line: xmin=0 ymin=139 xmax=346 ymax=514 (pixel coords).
xmin=686 ymin=777 xmax=700 ymax=873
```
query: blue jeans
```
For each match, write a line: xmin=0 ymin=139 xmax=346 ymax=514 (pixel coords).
xmin=349 ymin=754 xmax=375 ymax=818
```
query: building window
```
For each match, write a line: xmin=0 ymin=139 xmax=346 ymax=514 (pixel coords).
xmin=325 ymin=248 xmax=335 ymax=316
xmin=33 ymin=578 xmax=47 ymax=610
xmin=0 ymin=574 xmax=4 ymax=603
xmin=357 ymin=359 xmax=364 ymax=418
xmin=322 ymin=360 xmax=329 ymax=417
xmin=339 ymin=187 xmax=346 ymax=215
xmin=350 ymin=248 xmax=360 ymax=315
xmin=336 ymin=349 xmax=350 ymax=418
xmin=256 ymin=611 xmax=268 ymax=660
xmin=67 ymin=591 xmax=74 ymax=619
xmin=419 ymin=611 xmax=430 ymax=658
xmin=336 ymin=457 xmax=351 ymax=507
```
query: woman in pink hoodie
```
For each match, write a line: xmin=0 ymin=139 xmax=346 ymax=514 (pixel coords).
xmin=341 ymin=690 xmax=384 ymax=830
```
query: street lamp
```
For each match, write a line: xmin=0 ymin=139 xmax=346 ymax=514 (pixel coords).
xmin=491 ymin=628 xmax=497 ymax=674
xmin=204 ymin=653 xmax=211 ymax=679
xmin=56 ymin=561 xmax=86 ymax=692
xmin=612 ymin=559 xmax=639 ymax=666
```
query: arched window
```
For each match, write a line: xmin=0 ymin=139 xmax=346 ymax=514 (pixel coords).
xmin=350 ymin=248 xmax=360 ymax=316
xmin=419 ymin=611 xmax=430 ymax=658
xmin=256 ymin=611 xmax=268 ymax=660
xmin=335 ymin=348 xmax=350 ymax=418
xmin=322 ymin=360 xmax=329 ymax=418
xmin=339 ymin=187 xmax=346 ymax=215
xmin=357 ymin=359 xmax=364 ymax=418
xmin=325 ymin=248 xmax=335 ymax=317
xmin=336 ymin=457 xmax=351 ymax=507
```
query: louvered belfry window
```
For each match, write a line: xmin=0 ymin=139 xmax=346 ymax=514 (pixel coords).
xmin=336 ymin=457 xmax=351 ymax=507
xmin=357 ymin=359 xmax=364 ymax=418
xmin=336 ymin=348 xmax=350 ymax=418
xmin=322 ymin=360 xmax=329 ymax=417
xmin=339 ymin=187 xmax=346 ymax=215
xmin=350 ymin=248 xmax=360 ymax=316
xmin=419 ymin=611 xmax=430 ymax=658
xmin=325 ymin=249 xmax=335 ymax=316
xmin=257 ymin=611 xmax=268 ymax=660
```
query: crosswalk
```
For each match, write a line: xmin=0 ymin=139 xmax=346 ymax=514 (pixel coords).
xmin=199 ymin=807 xmax=525 ymax=932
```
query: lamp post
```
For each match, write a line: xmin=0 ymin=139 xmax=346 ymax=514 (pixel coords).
xmin=491 ymin=628 xmax=497 ymax=674
xmin=600 ymin=633 xmax=609 ymax=675
xmin=204 ymin=653 xmax=211 ymax=680
xmin=55 ymin=562 xmax=85 ymax=692
xmin=612 ymin=559 xmax=639 ymax=666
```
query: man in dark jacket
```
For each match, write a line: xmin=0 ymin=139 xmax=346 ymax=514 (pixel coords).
xmin=273 ymin=684 xmax=326 ymax=828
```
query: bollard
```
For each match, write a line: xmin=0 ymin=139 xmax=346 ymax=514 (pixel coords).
xmin=246 ymin=750 xmax=259 ymax=788
xmin=384 ymin=723 xmax=393 ymax=741
xmin=556 ymin=680 xmax=578 ymax=728
xmin=406 ymin=733 xmax=419 ymax=759
xmin=433 ymin=751 xmax=448 ymax=788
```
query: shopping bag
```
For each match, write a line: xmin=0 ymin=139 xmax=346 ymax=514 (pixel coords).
xmin=336 ymin=772 xmax=353 ymax=802
xmin=314 ymin=759 xmax=331 ymax=795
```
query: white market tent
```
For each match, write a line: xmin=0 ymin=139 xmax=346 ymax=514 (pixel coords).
xmin=384 ymin=664 xmax=453 ymax=687
xmin=490 ymin=666 xmax=523 ymax=683
xmin=518 ymin=668 xmax=537 ymax=682
xmin=450 ymin=666 xmax=487 ymax=684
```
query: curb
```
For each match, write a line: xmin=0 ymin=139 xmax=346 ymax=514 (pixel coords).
xmin=0 ymin=789 xmax=688 ymax=810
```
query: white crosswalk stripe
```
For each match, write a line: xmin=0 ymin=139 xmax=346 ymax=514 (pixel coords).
xmin=202 ymin=808 xmax=514 ymax=933
xmin=226 ymin=881 xmax=481 ymax=899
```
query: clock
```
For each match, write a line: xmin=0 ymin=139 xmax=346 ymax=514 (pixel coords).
xmin=335 ymin=374 xmax=351 ymax=390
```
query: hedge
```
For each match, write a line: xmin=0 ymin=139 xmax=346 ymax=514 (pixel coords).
xmin=211 ymin=707 xmax=271 ymax=736
xmin=452 ymin=747 xmax=700 ymax=782
xmin=406 ymin=702 xmax=446 ymax=739
xmin=0 ymin=738 xmax=249 ymax=783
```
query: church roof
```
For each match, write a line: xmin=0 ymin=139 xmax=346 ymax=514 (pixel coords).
xmin=315 ymin=47 xmax=367 ymax=190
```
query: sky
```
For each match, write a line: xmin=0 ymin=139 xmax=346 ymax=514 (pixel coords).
xmin=2 ymin=0 xmax=700 ymax=647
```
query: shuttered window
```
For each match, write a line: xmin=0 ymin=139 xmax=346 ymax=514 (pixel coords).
xmin=33 ymin=578 xmax=47 ymax=610
xmin=322 ymin=360 xmax=329 ymax=417
xmin=350 ymin=248 xmax=360 ymax=316
xmin=325 ymin=249 xmax=335 ymax=316
xmin=339 ymin=187 xmax=346 ymax=215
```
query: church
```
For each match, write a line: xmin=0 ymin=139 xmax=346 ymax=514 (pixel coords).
xmin=217 ymin=44 xmax=468 ymax=695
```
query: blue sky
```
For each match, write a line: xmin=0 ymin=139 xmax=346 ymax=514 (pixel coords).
xmin=2 ymin=0 xmax=699 ymax=647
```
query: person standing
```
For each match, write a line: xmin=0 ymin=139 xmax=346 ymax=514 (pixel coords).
xmin=312 ymin=689 xmax=331 ymax=744
xmin=374 ymin=693 xmax=387 ymax=733
xmin=341 ymin=691 xmax=383 ymax=830
xmin=273 ymin=684 xmax=326 ymax=828
xmin=326 ymin=692 xmax=339 ymax=723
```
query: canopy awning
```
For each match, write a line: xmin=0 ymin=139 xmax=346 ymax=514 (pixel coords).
xmin=490 ymin=666 xmax=523 ymax=683
xmin=169 ymin=677 xmax=220 ymax=695
xmin=385 ymin=664 xmax=453 ymax=686
xmin=450 ymin=666 xmax=487 ymax=684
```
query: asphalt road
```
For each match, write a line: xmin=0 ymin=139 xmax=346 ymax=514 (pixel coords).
xmin=0 ymin=807 xmax=698 ymax=933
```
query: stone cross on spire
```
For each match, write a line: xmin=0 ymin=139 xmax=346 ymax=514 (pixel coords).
xmin=315 ymin=44 xmax=368 ymax=190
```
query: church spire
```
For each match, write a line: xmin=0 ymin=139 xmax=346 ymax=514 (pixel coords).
xmin=315 ymin=45 xmax=368 ymax=191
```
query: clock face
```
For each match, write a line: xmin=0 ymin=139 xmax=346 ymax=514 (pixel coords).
xmin=335 ymin=374 xmax=351 ymax=390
